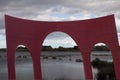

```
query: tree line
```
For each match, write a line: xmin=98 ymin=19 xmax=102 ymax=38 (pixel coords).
xmin=0 ymin=45 xmax=110 ymax=51
xmin=42 ymin=45 xmax=110 ymax=51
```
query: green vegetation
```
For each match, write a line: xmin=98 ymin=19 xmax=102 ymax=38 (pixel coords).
xmin=42 ymin=45 xmax=109 ymax=51
xmin=0 ymin=45 xmax=110 ymax=51
xmin=92 ymin=45 xmax=110 ymax=51
xmin=41 ymin=46 xmax=79 ymax=51
xmin=0 ymin=48 xmax=6 ymax=52
xmin=92 ymin=58 xmax=115 ymax=80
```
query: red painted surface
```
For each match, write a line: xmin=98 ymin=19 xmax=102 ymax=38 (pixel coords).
xmin=5 ymin=15 xmax=120 ymax=80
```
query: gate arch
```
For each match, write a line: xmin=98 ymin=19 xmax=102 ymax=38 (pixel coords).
xmin=15 ymin=45 xmax=34 ymax=80
xmin=91 ymin=43 xmax=116 ymax=79
xmin=5 ymin=14 xmax=120 ymax=80
xmin=41 ymin=31 xmax=84 ymax=80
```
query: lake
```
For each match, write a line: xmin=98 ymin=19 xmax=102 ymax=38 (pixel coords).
xmin=0 ymin=51 xmax=113 ymax=80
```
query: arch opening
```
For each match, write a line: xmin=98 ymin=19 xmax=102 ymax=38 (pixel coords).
xmin=91 ymin=43 xmax=116 ymax=80
xmin=15 ymin=45 xmax=34 ymax=80
xmin=41 ymin=31 xmax=85 ymax=80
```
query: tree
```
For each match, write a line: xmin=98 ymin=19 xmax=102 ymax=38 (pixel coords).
xmin=92 ymin=58 xmax=115 ymax=80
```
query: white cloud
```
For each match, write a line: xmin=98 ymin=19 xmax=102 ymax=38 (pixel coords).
xmin=0 ymin=34 xmax=6 ymax=48
xmin=43 ymin=32 xmax=77 ymax=48
xmin=0 ymin=29 xmax=5 ymax=35
xmin=43 ymin=36 xmax=77 ymax=48
xmin=0 ymin=40 xmax=6 ymax=48
xmin=115 ymin=17 xmax=120 ymax=33
xmin=32 ymin=14 xmax=65 ymax=21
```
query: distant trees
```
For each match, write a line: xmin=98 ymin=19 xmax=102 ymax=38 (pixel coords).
xmin=42 ymin=46 xmax=79 ymax=51
xmin=92 ymin=45 xmax=110 ymax=51
xmin=42 ymin=46 xmax=52 ymax=51
xmin=73 ymin=46 xmax=79 ymax=50
xmin=56 ymin=46 xmax=79 ymax=51
xmin=42 ymin=45 xmax=109 ymax=51
xmin=17 ymin=46 xmax=28 ymax=51
xmin=0 ymin=45 xmax=110 ymax=51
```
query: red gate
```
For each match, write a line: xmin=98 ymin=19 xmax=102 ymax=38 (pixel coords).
xmin=5 ymin=15 xmax=120 ymax=80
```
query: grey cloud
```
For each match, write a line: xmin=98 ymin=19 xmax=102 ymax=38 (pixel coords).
xmin=0 ymin=0 xmax=63 ymax=12
xmin=1 ymin=0 xmax=120 ymax=31
xmin=0 ymin=14 xmax=5 ymax=29
xmin=1 ymin=0 xmax=120 ymax=15
xmin=1 ymin=0 xmax=120 ymax=48
xmin=0 ymin=0 xmax=119 ymax=18
xmin=62 ymin=1 xmax=120 ymax=15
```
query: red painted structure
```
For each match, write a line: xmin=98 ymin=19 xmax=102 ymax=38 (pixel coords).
xmin=5 ymin=15 xmax=120 ymax=80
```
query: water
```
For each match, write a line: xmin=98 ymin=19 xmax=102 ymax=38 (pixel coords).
xmin=0 ymin=51 xmax=113 ymax=80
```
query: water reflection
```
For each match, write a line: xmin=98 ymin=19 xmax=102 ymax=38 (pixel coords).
xmin=0 ymin=51 xmax=113 ymax=80
xmin=41 ymin=61 xmax=84 ymax=80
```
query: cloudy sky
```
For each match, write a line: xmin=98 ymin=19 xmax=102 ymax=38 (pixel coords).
xmin=0 ymin=0 xmax=120 ymax=48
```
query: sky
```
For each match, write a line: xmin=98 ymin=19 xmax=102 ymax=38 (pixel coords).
xmin=0 ymin=0 xmax=120 ymax=48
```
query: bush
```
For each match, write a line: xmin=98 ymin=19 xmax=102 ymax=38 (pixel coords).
xmin=92 ymin=58 xmax=115 ymax=80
